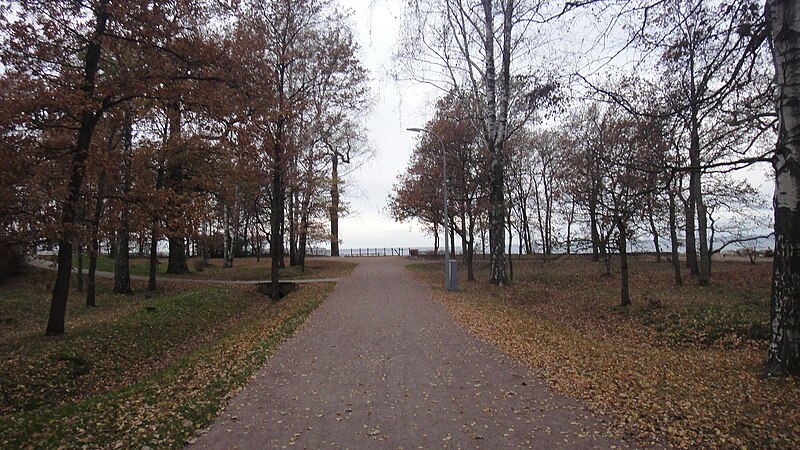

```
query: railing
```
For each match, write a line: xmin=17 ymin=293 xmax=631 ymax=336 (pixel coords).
xmin=344 ymin=248 xmax=406 ymax=257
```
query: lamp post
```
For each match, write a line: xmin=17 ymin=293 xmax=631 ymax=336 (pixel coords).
xmin=407 ymin=127 xmax=457 ymax=291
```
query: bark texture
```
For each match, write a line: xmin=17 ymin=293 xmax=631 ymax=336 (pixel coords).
xmin=668 ymin=187 xmax=683 ymax=286
xmin=617 ymin=217 xmax=631 ymax=307
xmin=766 ymin=0 xmax=800 ymax=376
xmin=270 ymin=122 xmax=286 ymax=301
xmin=114 ymin=115 xmax=133 ymax=295
xmin=223 ymin=205 xmax=234 ymax=268
xmin=330 ymin=153 xmax=340 ymax=257
xmin=482 ymin=0 xmax=509 ymax=285
xmin=86 ymin=171 xmax=107 ymax=307
xmin=165 ymin=102 xmax=189 ymax=275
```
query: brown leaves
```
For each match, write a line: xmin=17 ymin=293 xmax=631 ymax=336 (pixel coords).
xmin=413 ymin=257 xmax=799 ymax=448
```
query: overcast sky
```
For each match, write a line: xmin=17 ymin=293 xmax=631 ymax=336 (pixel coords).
xmin=334 ymin=0 xmax=437 ymax=250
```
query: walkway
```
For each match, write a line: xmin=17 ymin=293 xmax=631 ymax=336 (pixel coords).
xmin=192 ymin=257 xmax=627 ymax=448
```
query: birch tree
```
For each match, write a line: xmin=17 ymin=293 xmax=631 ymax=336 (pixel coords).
xmin=765 ymin=0 xmax=800 ymax=377
xmin=399 ymin=0 xmax=556 ymax=284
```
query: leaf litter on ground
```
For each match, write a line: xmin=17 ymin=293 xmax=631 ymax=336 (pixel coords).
xmin=410 ymin=256 xmax=799 ymax=448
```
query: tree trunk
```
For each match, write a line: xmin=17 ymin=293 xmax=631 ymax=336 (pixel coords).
xmin=765 ymin=0 xmax=800 ymax=377
xmin=164 ymin=100 xmax=189 ymax=275
xmin=507 ymin=211 xmax=513 ymax=282
xmin=450 ymin=222 xmax=456 ymax=257
xmin=480 ymin=225 xmax=486 ymax=259
xmin=483 ymin=0 xmax=509 ymax=285
xmin=685 ymin=43 xmax=710 ymax=284
xmin=330 ymin=152 xmax=341 ymax=257
xmin=590 ymin=195 xmax=601 ymax=261
xmin=617 ymin=216 xmax=631 ymax=307
xmin=289 ymin=181 xmax=298 ymax=267
xmin=691 ymin=116 xmax=710 ymax=285
xmin=518 ymin=191 xmax=532 ymax=254
xmin=223 ymin=205 xmax=234 ymax=268
xmin=668 ymin=187 xmax=683 ymax=286
xmin=114 ymin=227 xmax=132 ymax=294
xmin=167 ymin=236 xmax=189 ymax=274
xmin=45 ymin=1 xmax=108 ymax=336
xmin=86 ymin=237 xmax=99 ymax=308
xmin=433 ymin=223 xmax=440 ymax=256
xmin=708 ymin=215 xmax=716 ymax=276
xmin=148 ymin=166 xmax=163 ymax=292
xmin=76 ymin=244 xmax=84 ymax=293
xmin=466 ymin=213 xmax=475 ymax=281
xmin=566 ymin=202 xmax=576 ymax=254
xmin=148 ymin=228 xmax=158 ymax=291
xmin=299 ymin=209 xmax=309 ymax=273
xmin=648 ymin=195 xmax=662 ymax=262
xmin=254 ymin=221 xmax=261 ymax=262
xmin=684 ymin=194 xmax=699 ymax=275
xmin=544 ymin=173 xmax=553 ymax=255
xmin=270 ymin=124 xmax=286 ymax=301
xmin=698 ymin=196 xmax=711 ymax=281
xmin=604 ymin=244 xmax=612 ymax=277
xmin=114 ymin=114 xmax=133 ymax=295
xmin=87 ymin=170 xmax=107 ymax=308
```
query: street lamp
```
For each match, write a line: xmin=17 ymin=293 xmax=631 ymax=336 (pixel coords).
xmin=407 ymin=127 xmax=457 ymax=291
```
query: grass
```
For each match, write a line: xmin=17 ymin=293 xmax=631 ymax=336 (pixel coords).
xmin=62 ymin=254 xmax=356 ymax=281
xmin=0 ymin=267 xmax=336 ymax=448
xmin=410 ymin=255 xmax=799 ymax=448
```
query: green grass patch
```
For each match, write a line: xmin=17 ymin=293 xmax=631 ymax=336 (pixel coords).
xmin=53 ymin=254 xmax=357 ymax=281
xmin=0 ymin=269 xmax=332 ymax=448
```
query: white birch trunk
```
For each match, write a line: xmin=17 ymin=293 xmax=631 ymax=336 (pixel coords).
xmin=766 ymin=0 xmax=800 ymax=376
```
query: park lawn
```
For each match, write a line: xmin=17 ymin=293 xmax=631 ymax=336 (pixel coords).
xmin=65 ymin=254 xmax=356 ymax=281
xmin=192 ymin=257 xmax=357 ymax=281
xmin=0 ymin=268 xmax=333 ymax=448
xmin=410 ymin=256 xmax=799 ymax=449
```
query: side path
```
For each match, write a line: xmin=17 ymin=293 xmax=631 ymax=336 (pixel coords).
xmin=192 ymin=257 xmax=631 ymax=448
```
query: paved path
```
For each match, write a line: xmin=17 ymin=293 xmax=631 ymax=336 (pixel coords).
xmin=192 ymin=257 xmax=628 ymax=449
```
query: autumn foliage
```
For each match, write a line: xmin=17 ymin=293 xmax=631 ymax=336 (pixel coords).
xmin=0 ymin=0 xmax=369 ymax=334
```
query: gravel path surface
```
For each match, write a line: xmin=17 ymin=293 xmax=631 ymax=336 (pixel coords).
xmin=191 ymin=257 xmax=629 ymax=449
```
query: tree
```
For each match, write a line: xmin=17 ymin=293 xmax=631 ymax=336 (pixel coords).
xmin=562 ymin=104 xmax=611 ymax=261
xmin=764 ymin=0 xmax=800 ymax=377
xmin=581 ymin=0 xmax=772 ymax=285
xmin=389 ymin=91 xmax=488 ymax=280
xmin=594 ymin=102 xmax=663 ymax=306
xmin=0 ymin=0 xmax=234 ymax=333
xmin=236 ymin=0 xmax=368 ymax=299
xmin=398 ymin=0 xmax=558 ymax=285
xmin=0 ymin=0 xmax=113 ymax=335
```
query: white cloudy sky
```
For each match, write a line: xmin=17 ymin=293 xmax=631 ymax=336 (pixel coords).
xmin=335 ymin=0 xmax=437 ymax=250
